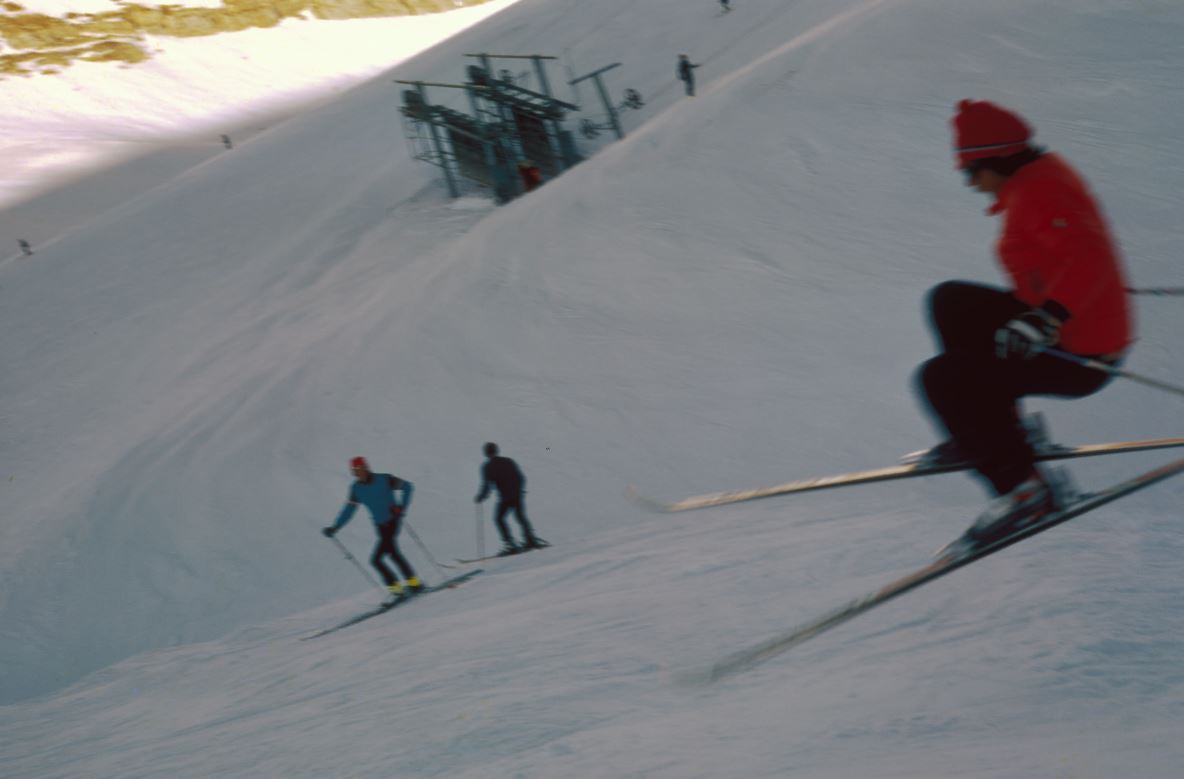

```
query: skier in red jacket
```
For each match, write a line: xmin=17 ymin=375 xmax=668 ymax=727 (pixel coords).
xmin=917 ymin=100 xmax=1134 ymax=554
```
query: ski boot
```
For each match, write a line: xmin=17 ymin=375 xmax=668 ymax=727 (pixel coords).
xmin=940 ymin=466 xmax=1074 ymax=559
xmin=383 ymin=581 xmax=406 ymax=607
xmin=905 ymin=413 xmax=1069 ymax=467
xmin=523 ymin=535 xmax=550 ymax=550
xmin=496 ymin=543 xmax=522 ymax=557
xmin=1020 ymin=412 xmax=1071 ymax=456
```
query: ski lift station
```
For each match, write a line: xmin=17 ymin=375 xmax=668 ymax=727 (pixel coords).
xmin=398 ymin=53 xmax=643 ymax=203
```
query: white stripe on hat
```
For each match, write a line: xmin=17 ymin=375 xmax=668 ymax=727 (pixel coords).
xmin=957 ymin=140 xmax=1028 ymax=152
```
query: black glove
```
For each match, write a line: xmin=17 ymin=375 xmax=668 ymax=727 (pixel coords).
xmin=995 ymin=302 xmax=1069 ymax=360
xmin=322 ymin=526 xmax=337 ymax=538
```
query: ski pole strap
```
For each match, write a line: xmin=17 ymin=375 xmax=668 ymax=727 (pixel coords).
xmin=1045 ymin=348 xmax=1184 ymax=400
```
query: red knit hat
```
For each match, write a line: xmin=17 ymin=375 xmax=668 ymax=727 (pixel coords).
xmin=350 ymin=456 xmax=368 ymax=470
xmin=951 ymin=99 xmax=1032 ymax=168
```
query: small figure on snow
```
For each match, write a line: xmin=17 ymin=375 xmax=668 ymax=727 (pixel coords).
xmin=323 ymin=457 xmax=424 ymax=602
xmin=677 ymin=54 xmax=700 ymax=97
xmin=517 ymin=159 xmax=543 ymax=193
xmin=475 ymin=442 xmax=547 ymax=555
xmin=917 ymin=100 xmax=1133 ymax=554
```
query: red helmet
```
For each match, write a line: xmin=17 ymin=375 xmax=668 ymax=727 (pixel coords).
xmin=350 ymin=456 xmax=369 ymax=470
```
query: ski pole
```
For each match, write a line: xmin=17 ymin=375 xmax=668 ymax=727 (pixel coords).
xmin=1126 ymin=287 xmax=1184 ymax=297
xmin=476 ymin=503 xmax=485 ymax=558
xmin=329 ymin=536 xmax=387 ymax=594
xmin=403 ymin=521 xmax=448 ymax=579
xmin=1045 ymin=348 xmax=1184 ymax=400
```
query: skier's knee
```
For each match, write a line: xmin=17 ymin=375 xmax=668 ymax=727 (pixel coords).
xmin=916 ymin=357 xmax=948 ymax=399
xmin=926 ymin=280 xmax=967 ymax=322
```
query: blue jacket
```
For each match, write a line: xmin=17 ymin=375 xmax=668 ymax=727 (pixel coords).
xmin=331 ymin=473 xmax=414 ymax=530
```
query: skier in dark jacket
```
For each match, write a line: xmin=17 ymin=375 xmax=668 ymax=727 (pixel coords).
xmin=323 ymin=456 xmax=423 ymax=602
xmin=475 ymin=442 xmax=547 ymax=555
xmin=677 ymin=54 xmax=699 ymax=96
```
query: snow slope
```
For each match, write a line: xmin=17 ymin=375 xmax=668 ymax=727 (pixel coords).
xmin=0 ymin=0 xmax=522 ymax=208
xmin=2 ymin=0 xmax=1183 ymax=776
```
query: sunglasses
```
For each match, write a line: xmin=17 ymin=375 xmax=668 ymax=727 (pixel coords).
xmin=962 ymin=163 xmax=983 ymax=183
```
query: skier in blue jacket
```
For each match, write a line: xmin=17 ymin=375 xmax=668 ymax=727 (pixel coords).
xmin=323 ymin=456 xmax=423 ymax=601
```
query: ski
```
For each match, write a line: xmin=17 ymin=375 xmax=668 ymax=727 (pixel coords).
xmin=454 ymin=543 xmax=549 ymax=565
xmin=686 ymin=456 xmax=1184 ymax=683
xmin=630 ymin=437 xmax=1184 ymax=513
xmin=454 ymin=555 xmax=510 ymax=564
xmin=301 ymin=569 xmax=483 ymax=640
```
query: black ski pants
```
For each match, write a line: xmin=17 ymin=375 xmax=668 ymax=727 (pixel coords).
xmin=371 ymin=519 xmax=416 ymax=586
xmin=494 ymin=495 xmax=536 ymax=546
xmin=916 ymin=281 xmax=1114 ymax=496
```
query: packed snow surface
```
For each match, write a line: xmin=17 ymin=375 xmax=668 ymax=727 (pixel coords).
xmin=2 ymin=1 xmax=1183 ymax=777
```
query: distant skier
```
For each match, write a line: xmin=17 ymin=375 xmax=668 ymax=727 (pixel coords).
xmin=475 ymin=442 xmax=547 ymax=555
xmin=323 ymin=457 xmax=424 ymax=602
xmin=677 ymin=54 xmax=700 ymax=97
xmin=518 ymin=160 xmax=543 ymax=193
xmin=917 ymin=100 xmax=1133 ymax=554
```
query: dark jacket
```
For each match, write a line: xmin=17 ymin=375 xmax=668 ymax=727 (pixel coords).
xmin=477 ymin=456 xmax=525 ymax=502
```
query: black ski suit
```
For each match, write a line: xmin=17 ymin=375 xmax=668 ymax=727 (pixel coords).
xmin=476 ymin=456 xmax=537 ymax=546
xmin=678 ymin=58 xmax=699 ymax=96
